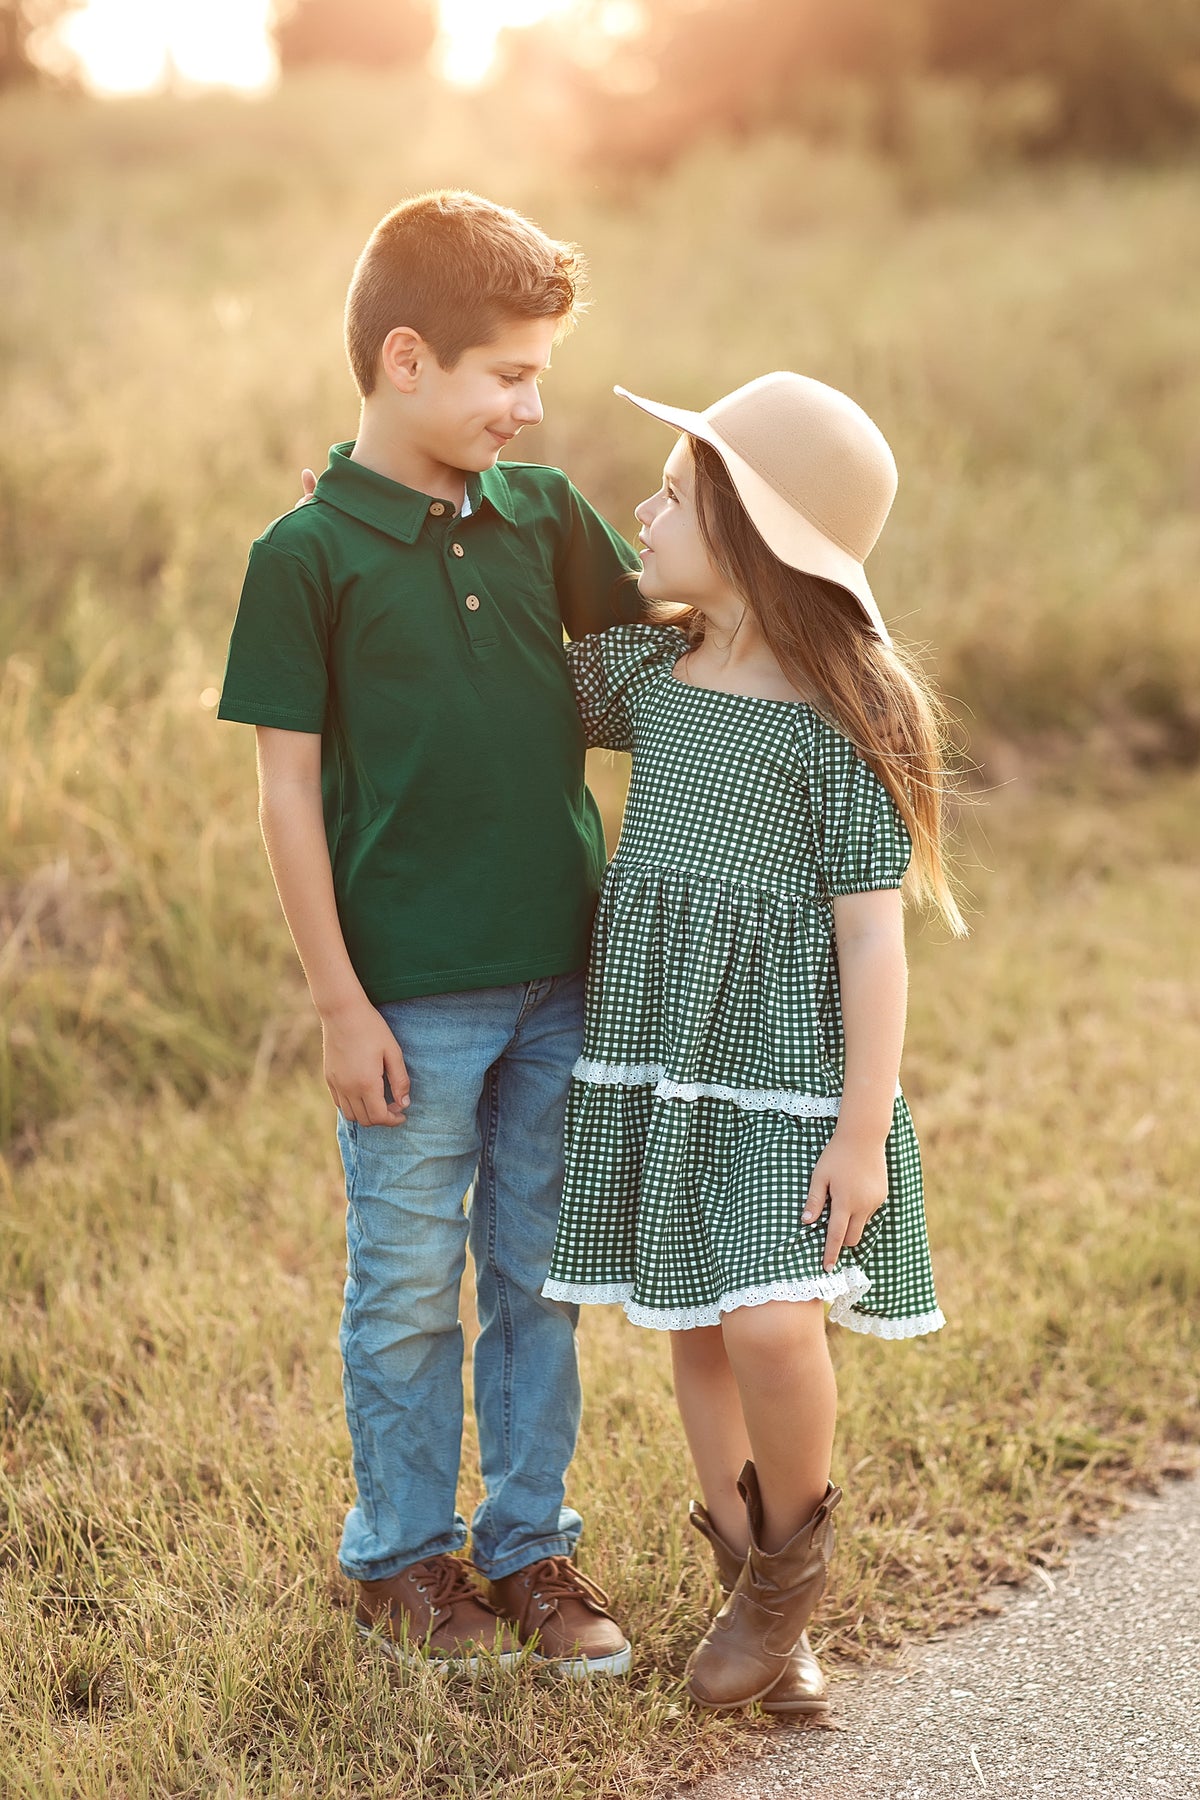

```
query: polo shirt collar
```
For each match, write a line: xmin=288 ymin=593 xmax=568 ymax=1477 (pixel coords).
xmin=315 ymin=441 xmax=517 ymax=542
xmin=473 ymin=461 xmax=518 ymax=525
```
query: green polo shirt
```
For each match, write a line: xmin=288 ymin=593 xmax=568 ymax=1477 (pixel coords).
xmin=218 ymin=444 xmax=642 ymax=1003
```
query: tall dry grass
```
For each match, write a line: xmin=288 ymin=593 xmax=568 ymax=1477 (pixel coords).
xmin=2 ymin=78 xmax=1199 ymax=1799
xmin=3 ymin=80 xmax=1198 ymax=1142
xmin=3 ymin=780 xmax=1198 ymax=1798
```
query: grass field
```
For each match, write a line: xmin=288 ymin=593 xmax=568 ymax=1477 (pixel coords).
xmin=2 ymin=79 xmax=1199 ymax=1799
xmin=4 ymin=779 xmax=1197 ymax=1799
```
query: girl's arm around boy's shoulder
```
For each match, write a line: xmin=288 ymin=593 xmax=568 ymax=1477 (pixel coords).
xmin=566 ymin=621 xmax=688 ymax=753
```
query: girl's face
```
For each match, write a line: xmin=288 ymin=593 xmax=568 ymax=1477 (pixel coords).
xmin=633 ymin=437 xmax=736 ymax=611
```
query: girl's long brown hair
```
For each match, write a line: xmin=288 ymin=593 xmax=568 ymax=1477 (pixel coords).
xmin=685 ymin=437 xmax=966 ymax=935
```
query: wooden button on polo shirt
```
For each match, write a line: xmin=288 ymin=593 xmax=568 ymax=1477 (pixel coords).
xmin=218 ymin=442 xmax=642 ymax=1003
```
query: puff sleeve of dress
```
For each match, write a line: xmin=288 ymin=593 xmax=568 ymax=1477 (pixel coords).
xmin=799 ymin=710 xmax=913 ymax=897
xmin=566 ymin=623 xmax=689 ymax=752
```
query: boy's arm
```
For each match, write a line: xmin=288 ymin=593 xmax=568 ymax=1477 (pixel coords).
xmin=803 ymin=888 xmax=907 ymax=1270
xmin=256 ymin=727 xmax=410 ymax=1128
xmin=556 ymin=479 xmax=644 ymax=640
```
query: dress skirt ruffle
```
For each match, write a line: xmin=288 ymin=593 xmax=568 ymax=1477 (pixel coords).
xmin=543 ymin=1083 xmax=945 ymax=1338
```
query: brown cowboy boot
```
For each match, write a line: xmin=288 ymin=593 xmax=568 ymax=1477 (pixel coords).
xmin=489 ymin=1556 xmax=632 ymax=1678
xmin=689 ymin=1499 xmax=831 ymax=1715
xmin=356 ymin=1553 xmax=519 ymax=1669
xmin=685 ymin=1462 xmax=841 ymax=1710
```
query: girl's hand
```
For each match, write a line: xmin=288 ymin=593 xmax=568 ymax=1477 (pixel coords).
xmin=320 ymin=997 xmax=411 ymax=1127
xmin=298 ymin=468 xmax=317 ymax=505
xmin=803 ymin=1129 xmax=889 ymax=1272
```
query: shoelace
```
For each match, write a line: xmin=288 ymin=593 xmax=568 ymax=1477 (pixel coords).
xmin=521 ymin=1557 xmax=612 ymax=1612
xmin=409 ymin=1555 xmax=496 ymax=1614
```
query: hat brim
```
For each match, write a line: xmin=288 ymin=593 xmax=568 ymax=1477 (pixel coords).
xmin=614 ymin=384 xmax=890 ymax=644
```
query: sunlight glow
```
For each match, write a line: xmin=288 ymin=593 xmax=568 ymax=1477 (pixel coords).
xmin=57 ymin=0 xmax=599 ymax=97
xmin=60 ymin=0 xmax=276 ymax=94
xmin=437 ymin=0 xmax=576 ymax=88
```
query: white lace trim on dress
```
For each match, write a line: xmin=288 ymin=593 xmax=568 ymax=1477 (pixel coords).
xmin=572 ymin=1059 xmax=844 ymax=1119
xmin=541 ymin=1280 xmax=635 ymax=1307
xmin=573 ymin=1058 xmax=667 ymax=1086
xmin=541 ymin=1274 xmax=943 ymax=1337
xmin=543 ymin=1266 xmax=872 ymax=1330
xmin=658 ymin=1078 xmax=842 ymax=1117
xmin=834 ymin=1305 xmax=946 ymax=1340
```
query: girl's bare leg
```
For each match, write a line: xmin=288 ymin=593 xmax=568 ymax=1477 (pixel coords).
xmin=719 ymin=1299 xmax=836 ymax=1551
xmin=670 ymin=1325 xmax=752 ymax=1553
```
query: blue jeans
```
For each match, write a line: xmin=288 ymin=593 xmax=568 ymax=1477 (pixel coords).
xmin=336 ymin=972 xmax=585 ymax=1584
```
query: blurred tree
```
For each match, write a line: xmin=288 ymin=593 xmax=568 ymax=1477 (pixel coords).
xmin=524 ymin=0 xmax=932 ymax=169
xmin=925 ymin=0 xmax=1200 ymax=153
xmin=0 ymin=0 xmax=81 ymax=88
xmin=524 ymin=0 xmax=1200 ymax=166
xmin=274 ymin=0 xmax=437 ymax=71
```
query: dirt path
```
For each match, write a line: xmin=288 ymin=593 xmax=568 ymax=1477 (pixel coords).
xmin=680 ymin=1475 xmax=1200 ymax=1800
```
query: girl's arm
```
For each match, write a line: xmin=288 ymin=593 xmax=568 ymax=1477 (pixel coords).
xmin=803 ymin=888 xmax=907 ymax=1271
xmin=564 ymin=633 xmax=635 ymax=751
xmin=256 ymin=726 xmax=410 ymax=1127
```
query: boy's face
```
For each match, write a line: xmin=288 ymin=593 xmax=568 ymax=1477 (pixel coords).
xmin=408 ymin=315 xmax=557 ymax=475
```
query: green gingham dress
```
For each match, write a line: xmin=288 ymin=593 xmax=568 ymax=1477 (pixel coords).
xmin=542 ymin=624 xmax=944 ymax=1338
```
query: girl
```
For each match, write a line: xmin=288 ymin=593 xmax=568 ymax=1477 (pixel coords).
xmin=542 ymin=372 xmax=965 ymax=1713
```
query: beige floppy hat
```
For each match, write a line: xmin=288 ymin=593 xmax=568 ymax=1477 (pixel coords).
xmin=614 ymin=371 xmax=898 ymax=643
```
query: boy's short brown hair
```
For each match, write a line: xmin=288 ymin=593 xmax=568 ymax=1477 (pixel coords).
xmin=344 ymin=189 xmax=587 ymax=396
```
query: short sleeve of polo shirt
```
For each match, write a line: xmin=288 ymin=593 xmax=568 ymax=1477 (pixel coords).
xmin=566 ymin=623 xmax=688 ymax=751
xmin=217 ymin=531 xmax=332 ymax=732
xmin=555 ymin=480 xmax=644 ymax=639
xmin=800 ymin=712 xmax=912 ymax=897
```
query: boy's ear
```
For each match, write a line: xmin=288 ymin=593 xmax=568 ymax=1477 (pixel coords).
xmin=379 ymin=326 xmax=427 ymax=394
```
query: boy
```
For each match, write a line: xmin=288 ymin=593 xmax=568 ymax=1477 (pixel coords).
xmin=218 ymin=191 xmax=640 ymax=1675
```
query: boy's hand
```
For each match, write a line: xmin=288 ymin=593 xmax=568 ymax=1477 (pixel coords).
xmin=320 ymin=996 xmax=411 ymax=1127
xmin=803 ymin=1128 xmax=888 ymax=1272
xmin=298 ymin=468 xmax=317 ymax=505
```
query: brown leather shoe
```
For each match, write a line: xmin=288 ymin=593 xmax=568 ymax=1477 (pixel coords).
xmin=356 ymin=1553 xmax=519 ymax=1669
xmin=685 ymin=1462 xmax=841 ymax=1710
xmin=489 ymin=1556 xmax=632 ymax=1678
xmin=689 ymin=1498 xmax=831 ymax=1716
